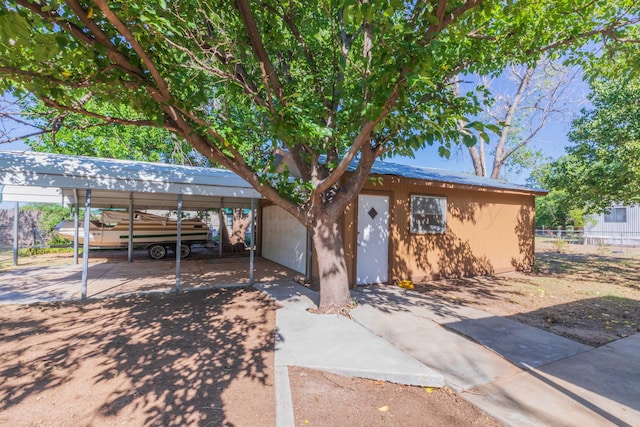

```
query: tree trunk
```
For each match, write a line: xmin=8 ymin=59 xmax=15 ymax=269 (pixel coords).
xmin=231 ymin=208 xmax=252 ymax=245
xmin=219 ymin=208 xmax=253 ymax=251
xmin=468 ymin=145 xmax=486 ymax=176
xmin=311 ymin=213 xmax=352 ymax=314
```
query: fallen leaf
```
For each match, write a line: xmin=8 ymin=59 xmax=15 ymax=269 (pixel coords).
xmin=425 ymin=387 xmax=434 ymax=393
xmin=378 ymin=405 xmax=389 ymax=412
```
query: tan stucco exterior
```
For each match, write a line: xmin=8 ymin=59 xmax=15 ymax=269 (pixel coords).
xmin=340 ymin=174 xmax=537 ymax=287
xmin=261 ymin=173 xmax=539 ymax=288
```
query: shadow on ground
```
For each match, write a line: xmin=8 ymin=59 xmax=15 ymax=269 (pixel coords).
xmin=0 ymin=288 xmax=277 ymax=426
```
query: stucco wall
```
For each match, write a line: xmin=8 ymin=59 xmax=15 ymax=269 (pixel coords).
xmin=343 ymin=176 xmax=536 ymax=285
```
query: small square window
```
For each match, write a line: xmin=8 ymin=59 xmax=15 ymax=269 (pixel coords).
xmin=411 ymin=195 xmax=446 ymax=234
xmin=604 ymin=207 xmax=627 ymax=223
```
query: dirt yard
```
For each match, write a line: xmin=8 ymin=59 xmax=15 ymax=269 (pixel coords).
xmin=413 ymin=244 xmax=640 ymax=347
xmin=0 ymin=286 xmax=499 ymax=426
xmin=2 ymin=243 xmax=639 ymax=425
xmin=0 ymin=288 xmax=277 ymax=426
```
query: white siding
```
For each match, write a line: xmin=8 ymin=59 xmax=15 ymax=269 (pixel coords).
xmin=584 ymin=205 xmax=640 ymax=245
xmin=261 ymin=205 xmax=307 ymax=274
xmin=1 ymin=185 xmax=63 ymax=204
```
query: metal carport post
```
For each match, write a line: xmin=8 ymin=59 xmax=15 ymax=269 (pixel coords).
xmin=13 ymin=202 xmax=19 ymax=266
xmin=175 ymin=194 xmax=183 ymax=292
xmin=249 ymin=198 xmax=256 ymax=286
xmin=80 ymin=189 xmax=91 ymax=300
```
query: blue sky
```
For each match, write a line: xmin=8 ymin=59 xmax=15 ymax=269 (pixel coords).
xmin=392 ymin=116 xmax=575 ymax=183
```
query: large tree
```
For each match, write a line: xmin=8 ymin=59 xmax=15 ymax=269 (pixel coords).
xmin=540 ymin=76 xmax=640 ymax=213
xmin=1 ymin=1 xmax=638 ymax=312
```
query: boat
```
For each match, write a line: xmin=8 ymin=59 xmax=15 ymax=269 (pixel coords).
xmin=55 ymin=210 xmax=212 ymax=259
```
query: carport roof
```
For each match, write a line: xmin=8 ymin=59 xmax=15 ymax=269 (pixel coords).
xmin=0 ymin=151 xmax=261 ymax=209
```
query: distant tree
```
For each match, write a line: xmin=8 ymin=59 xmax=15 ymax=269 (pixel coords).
xmin=542 ymin=77 xmax=640 ymax=213
xmin=533 ymin=191 xmax=586 ymax=229
xmin=1 ymin=1 xmax=638 ymax=312
xmin=459 ymin=59 xmax=580 ymax=180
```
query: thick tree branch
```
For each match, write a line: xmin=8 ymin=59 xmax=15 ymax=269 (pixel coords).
xmin=491 ymin=65 xmax=535 ymax=179
xmin=14 ymin=0 xmax=144 ymax=78
xmin=63 ymin=0 xmax=145 ymax=77
xmin=420 ymin=0 xmax=482 ymax=44
xmin=93 ymin=0 xmax=172 ymax=103
xmin=165 ymin=104 xmax=307 ymax=222
xmin=236 ymin=0 xmax=285 ymax=100
xmin=532 ymin=17 xmax=640 ymax=55
xmin=314 ymin=78 xmax=404 ymax=194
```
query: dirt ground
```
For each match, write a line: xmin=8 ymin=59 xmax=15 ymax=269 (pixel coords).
xmin=413 ymin=243 xmax=640 ymax=347
xmin=289 ymin=367 xmax=500 ymax=427
xmin=2 ymin=243 xmax=639 ymax=425
xmin=0 ymin=284 xmax=499 ymax=426
xmin=0 ymin=288 xmax=277 ymax=427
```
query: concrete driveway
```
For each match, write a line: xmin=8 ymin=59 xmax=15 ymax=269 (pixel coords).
xmin=0 ymin=248 xmax=301 ymax=304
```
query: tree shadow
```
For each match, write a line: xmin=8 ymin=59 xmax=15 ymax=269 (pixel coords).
xmin=0 ymin=288 xmax=276 ymax=426
xmin=390 ymin=197 xmax=499 ymax=283
xmin=393 ymin=227 xmax=495 ymax=282
xmin=444 ymin=296 xmax=640 ymax=422
xmin=512 ymin=205 xmax=535 ymax=272
xmin=509 ymin=295 xmax=640 ymax=347
xmin=350 ymin=282 xmax=639 ymax=425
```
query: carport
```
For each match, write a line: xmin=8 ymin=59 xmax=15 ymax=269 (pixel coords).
xmin=0 ymin=151 xmax=263 ymax=299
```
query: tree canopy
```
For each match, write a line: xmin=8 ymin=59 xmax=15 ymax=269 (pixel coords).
xmin=539 ymin=76 xmax=640 ymax=213
xmin=1 ymin=0 xmax=639 ymax=311
xmin=14 ymin=97 xmax=208 ymax=164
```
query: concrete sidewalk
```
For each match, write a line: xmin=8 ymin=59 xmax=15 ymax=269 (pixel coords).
xmin=351 ymin=286 xmax=640 ymax=427
xmin=260 ymin=282 xmax=640 ymax=427
xmin=256 ymin=282 xmax=445 ymax=427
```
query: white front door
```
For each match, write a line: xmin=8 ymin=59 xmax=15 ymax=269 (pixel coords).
xmin=356 ymin=194 xmax=389 ymax=285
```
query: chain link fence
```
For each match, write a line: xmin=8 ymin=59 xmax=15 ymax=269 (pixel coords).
xmin=536 ymin=228 xmax=640 ymax=249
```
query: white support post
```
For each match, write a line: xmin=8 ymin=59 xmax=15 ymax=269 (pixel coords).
xmin=249 ymin=198 xmax=256 ymax=286
xmin=175 ymin=194 xmax=183 ymax=292
xmin=218 ymin=201 xmax=224 ymax=258
xmin=128 ymin=194 xmax=134 ymax=263
xmin=81 ymin=189 xmax=91 ymax=300
xmin=73 ymin=203 xmax=79 ymax=265
xmin=13 ymin=202 xmax=19 ymax=266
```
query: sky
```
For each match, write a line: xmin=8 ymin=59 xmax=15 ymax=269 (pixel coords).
xmin=392 ymin=115 xmax=576 ymax=182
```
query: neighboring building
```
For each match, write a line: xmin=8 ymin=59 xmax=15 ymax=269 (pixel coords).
xmin=584 ymin=205 xmax=640 ymax=246
xmin=259 ymin=160 xmax=545 ymax=286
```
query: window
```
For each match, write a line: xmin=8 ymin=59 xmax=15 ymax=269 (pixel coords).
xmin=604 ymin=207 xmax=627 ymax=223
xmin=410 ymin=195 xmax=446 ymax=233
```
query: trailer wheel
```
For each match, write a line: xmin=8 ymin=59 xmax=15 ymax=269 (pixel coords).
xmin=149 ymin=244 xmax=167 ymax=260
xmin=180 ymin=244 xmax=191 ymax=258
